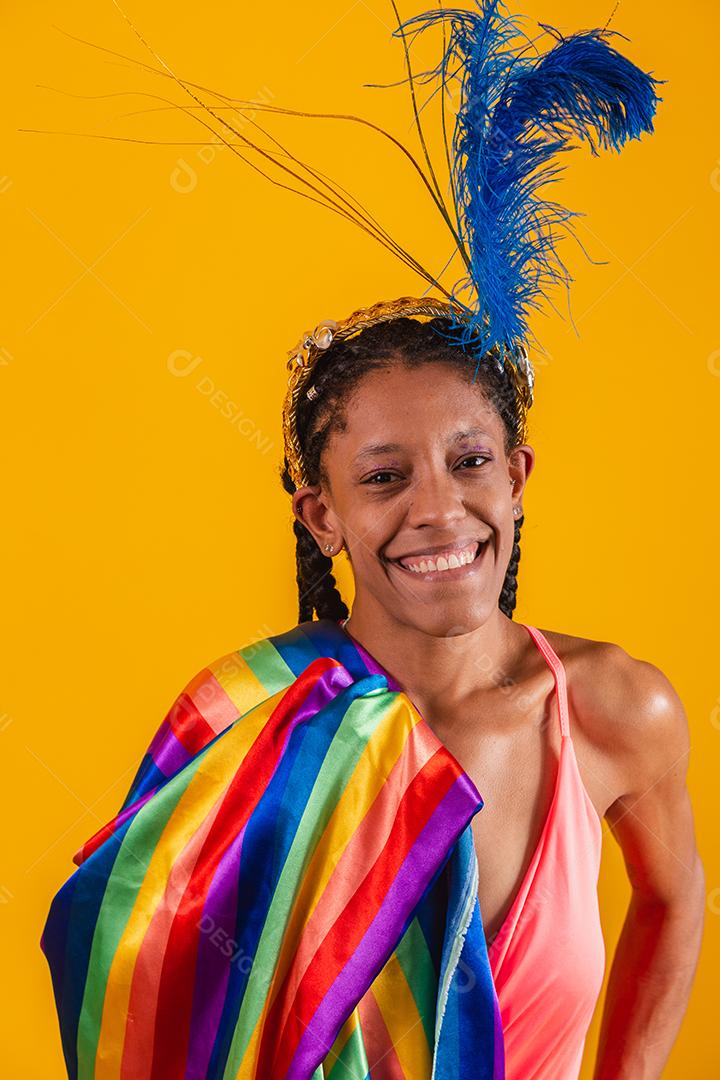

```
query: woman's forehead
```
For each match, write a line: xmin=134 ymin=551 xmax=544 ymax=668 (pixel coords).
xmin=338 ymin=366 xmax=502 ymax=442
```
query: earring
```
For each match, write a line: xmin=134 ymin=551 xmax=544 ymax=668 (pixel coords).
xmin=324 ymin=542 xmax=334 ymax=554
xmin=513 ymin=506 xmax=522 ymax=517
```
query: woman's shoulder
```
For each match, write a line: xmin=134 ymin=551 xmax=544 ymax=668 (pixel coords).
xmin=533 ymin=625 xmax=688 ymax=807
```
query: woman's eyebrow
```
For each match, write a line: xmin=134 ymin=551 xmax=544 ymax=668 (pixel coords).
xmin=353 ymin=428 xmax=495 ymax=462
xmin=353 ymin=442 xmax=404 ymax=462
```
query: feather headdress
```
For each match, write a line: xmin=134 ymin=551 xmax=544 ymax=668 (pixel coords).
xmin=280 ymin=0 xmax=663 ymax=483
xmin=394 ymin=2 xmax=662 ymax=356
xmin=27 ymin=0 xmax=663 ymax=484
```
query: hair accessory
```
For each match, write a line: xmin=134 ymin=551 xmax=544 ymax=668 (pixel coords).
xmin=283 ymin=296 xmax=533 ymax=489
xmin=274 ymin=2 xmax=661 ymax=489
xmin=69 ymin=2 xmax=660 ymax=495
xmin=288 ymin=320 xmax=338 ymax=372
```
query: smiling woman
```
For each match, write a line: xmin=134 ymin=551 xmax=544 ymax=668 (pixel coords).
xmin=276 ymin=298 xmax=702 ymax=1080
xmin=39 ymin=2 xmax=705 ymax=1079
xmin=283 ymin=314 xmax=533 ymax=636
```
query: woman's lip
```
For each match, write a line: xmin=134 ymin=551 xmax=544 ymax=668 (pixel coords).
xmin=389 ymin=541 xmax=489 ymax=581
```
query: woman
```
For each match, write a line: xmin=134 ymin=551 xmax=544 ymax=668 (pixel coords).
xmin=282 ymin=308 xmax=705 ymax=1077
xmin=40 ymin=2 xmax=704 ymax=1078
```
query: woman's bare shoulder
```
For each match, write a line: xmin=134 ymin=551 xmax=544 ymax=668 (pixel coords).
xmin=533 ymin=626 xmax=688 ymax=807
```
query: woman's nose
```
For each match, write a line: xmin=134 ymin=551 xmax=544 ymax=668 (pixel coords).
xmin=405 ymin=471 xmax=467 ymax=529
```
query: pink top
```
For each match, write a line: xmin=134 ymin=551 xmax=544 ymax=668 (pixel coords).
xmin=487 ymin=623 xmax=606 ymax=1079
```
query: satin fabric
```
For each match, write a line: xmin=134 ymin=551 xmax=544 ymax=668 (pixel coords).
xmin=41 ymin=618 xmax=504 ymax=1079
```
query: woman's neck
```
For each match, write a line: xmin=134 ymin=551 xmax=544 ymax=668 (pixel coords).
xmin=341 ymin=602 xmax=529 ymax=712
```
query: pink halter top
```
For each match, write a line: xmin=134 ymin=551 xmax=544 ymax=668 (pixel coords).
xmin=488 ymin=623 xmax=606 ymax=1079
xmin=339 ymin=616 xmax=605 ymax=1077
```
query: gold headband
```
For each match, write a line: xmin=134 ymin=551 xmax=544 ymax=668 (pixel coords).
xmin=282 ymin=295 xmax=535 ymax=490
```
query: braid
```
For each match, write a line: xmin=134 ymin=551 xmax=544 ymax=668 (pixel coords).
xmin=292 ymin=517 xmax=349 ymax=624
xmin=498 ymin=513 xmax=523 ymax=620
xmin=279 ymin=316 xmax=527 ymax=622
xmin=280 ymin=463 xmax=349 ymax=624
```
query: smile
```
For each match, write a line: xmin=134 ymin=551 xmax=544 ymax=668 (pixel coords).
xmin=388 ymin=539 xmax=489 ymax=581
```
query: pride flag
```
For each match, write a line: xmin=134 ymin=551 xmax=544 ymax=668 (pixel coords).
xmin=41 ymin=618 xmax=504 ymax=1079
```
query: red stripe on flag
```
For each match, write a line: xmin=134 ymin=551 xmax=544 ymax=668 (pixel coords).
xmin=164 ymin=689 xmax=217 ymax=757
xmin=148 ymin=657 xmax=343 ymax=1080
xmin=260 ymin=748 xmax=458 ymax=1077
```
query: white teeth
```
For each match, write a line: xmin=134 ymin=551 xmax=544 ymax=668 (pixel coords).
xmin=399 ymin=542 xmax=482 ymax=574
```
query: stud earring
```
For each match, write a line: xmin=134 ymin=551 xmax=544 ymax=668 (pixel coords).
xmin=324 ymin=542 xmax=334 ymax=554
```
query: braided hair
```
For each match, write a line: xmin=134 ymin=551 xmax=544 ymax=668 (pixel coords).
xmin=279 ymin=316 xmax=525 ymax=623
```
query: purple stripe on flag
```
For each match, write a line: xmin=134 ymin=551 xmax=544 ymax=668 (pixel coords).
xmin=186 ymin=823 xmax=247 ymax=1078
xmin=148 ymin=719 xmax=192 ymax=777
xmin=184 ymin=659 xmax=359 ymax=1075
xmin=493 ymin=992 xmax=504 ymax=1079
xmin=111 ymin=785 xmax=157 ymax=831
xmin=286 ymin=773 xmax=482 ymax=1078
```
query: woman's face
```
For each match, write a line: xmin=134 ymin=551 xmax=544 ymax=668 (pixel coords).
xmin=294 ymin=361 xmax=534 ymax=637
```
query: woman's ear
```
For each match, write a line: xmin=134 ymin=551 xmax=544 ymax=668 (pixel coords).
xmin=292 ymin=486 xmax=342 ymax=556
xmin=508 ymin=443 xmax=535 ymax=505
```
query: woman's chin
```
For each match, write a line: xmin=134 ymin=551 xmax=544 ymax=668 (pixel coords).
xmin=388 ymin=597 xmax=497 ymax=639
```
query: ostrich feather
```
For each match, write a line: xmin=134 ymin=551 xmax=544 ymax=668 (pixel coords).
xmin=393 ymin=0 xmax=664 ymax=363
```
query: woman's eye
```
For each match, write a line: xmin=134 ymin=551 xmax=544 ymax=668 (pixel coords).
xmin=458 ymin=454 xmax=491 ymax=468
xmin=363 ymin=471 xmax=399 ymax=485
xmin=363 ymin=456 xmax=490 ymax=484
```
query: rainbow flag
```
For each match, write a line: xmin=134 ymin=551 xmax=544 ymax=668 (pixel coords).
xmin=41 ymin=618 xmax=504 ymax=1079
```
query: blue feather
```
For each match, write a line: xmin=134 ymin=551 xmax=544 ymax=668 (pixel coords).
xmin=394 ymin=0 xmax=663 ymax=373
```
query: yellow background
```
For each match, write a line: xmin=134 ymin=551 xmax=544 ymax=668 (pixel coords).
xmin=2 ymin=1 xmax=718 ymax=1075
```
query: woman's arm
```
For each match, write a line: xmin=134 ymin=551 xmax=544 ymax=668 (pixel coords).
xmin=591 ymin=652 xmax=705 ymax=1080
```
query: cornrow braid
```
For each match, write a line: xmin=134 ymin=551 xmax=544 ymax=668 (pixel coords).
xmin=279 ymin=316 xmax=526 ymax=623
